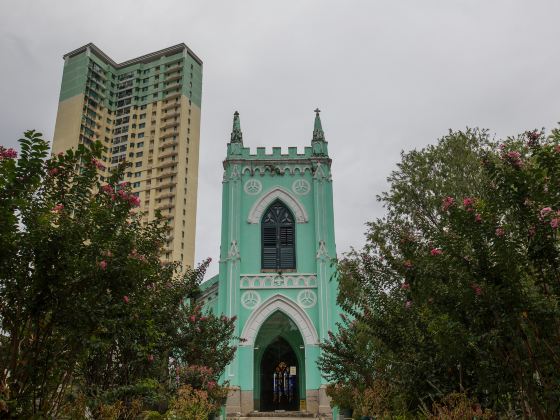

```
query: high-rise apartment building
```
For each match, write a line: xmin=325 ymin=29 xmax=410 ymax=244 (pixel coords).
xmin=52 ymin=43 xmax=202 ymax=268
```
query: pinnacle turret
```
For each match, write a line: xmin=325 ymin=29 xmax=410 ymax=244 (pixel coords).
xmin=312 ymin=108 xmax=325 ymax=142
xmin=230 ymin=111 xmax=243 ymax=144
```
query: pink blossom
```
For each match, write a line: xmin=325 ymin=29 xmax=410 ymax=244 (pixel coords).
xmin=551 ymin=218 xmax=560 ymax=229
xmin=405 ymin=300 xmax=413 ymax=309
xmin=0 ymin=146 xmax=17 ymax=160
xmin=555 ymin=145 xmax=560 ymax=153
xmin=442 ymin=196 xmax=455 ymax=211
xmin=528 ymin=225 xmax=536 ymax=237
xmin=430 ymin=248 xmax=443 ymax=256
xmin=48 ymin=168 xmax=59 ymax=176
xmin=101 ymin=184 xmax=113 ymax=194
xmin=506 ymin=151 xmax=521 ymax=160
xmin=147 ymin=354 xmax=154 ymax=362
xmin=540 ymin=207 xmax=552 ymax=218
xmin=470 ymin=283 xmax=482 ymax=296
xmin=123 ymin=295 xmax=130 ymax=304
xmin=504 ymin=150 xmax=523 ymax=168
xmin=400 ymin=282 xmax=410 ymax=290
xmin=117 ymin=189 xmax=127 ymax=199
xmin=52 ymin=203 xmax=64 ymax=213
xmin=462 ymin=197 xmax=474 ymax=208
xmin=189 ymin=315 xmax=196 ymax=323
xmin=91 ymin=158 xmax=105 ymax=170
xmin=128 ymin=195 xmax=141 ymax=207
xmin=98 ymin=260 xmax=107 ymax=270
xmin=119 ymin=181 xmax=129 ymax=187
xmin=495 ymin=227 xmax=505 ymax=237
xmin=403 ymin=260 xmax=413 ymax=269
xmin=527 ymin=130 xmax=540 ymax=141
xmin=475 ymin=213 xmax=482 ymax=223
xmin=499 ymin=143 xmax=506 ymax=150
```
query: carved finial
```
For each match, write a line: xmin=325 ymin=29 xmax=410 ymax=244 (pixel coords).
xmin=312 ymin=108 xmax=325 ymax=142
xmin=231 ymin=111 xmax=243 ymax=143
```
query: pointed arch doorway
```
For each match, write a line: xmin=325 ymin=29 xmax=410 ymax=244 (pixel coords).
xmin=254 ymin=311 xmax=306 ymax=412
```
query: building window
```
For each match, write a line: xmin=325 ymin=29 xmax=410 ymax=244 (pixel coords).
xmin=137 ymin=142 xmax=144 ymax=148
xmin=136 ymin=151 xmax=143 ymax=158
xmin=261 ymin=200 xmax=295 ymax=270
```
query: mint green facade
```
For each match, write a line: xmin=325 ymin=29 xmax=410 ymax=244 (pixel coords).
xmin=200 ymin=111 xmax=339 ymax=416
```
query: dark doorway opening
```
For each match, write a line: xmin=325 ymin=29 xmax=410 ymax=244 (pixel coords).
xmin=260 ymin=337 xmax=299 ymax=411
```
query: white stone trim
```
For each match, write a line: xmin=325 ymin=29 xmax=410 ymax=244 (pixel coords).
xmin=240 ymin=273 xmax=317 ymax=289
xmin=240 ymin=294 xmax=319 ymax=346
xmin=247 ymin=187 xmax=308 ymax=224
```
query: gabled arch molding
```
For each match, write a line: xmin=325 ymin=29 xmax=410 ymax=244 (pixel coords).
xmin=247 ymin=187 xmax=308 ymax=224
xmin=240 ymin=294 xmax=319 ymax=346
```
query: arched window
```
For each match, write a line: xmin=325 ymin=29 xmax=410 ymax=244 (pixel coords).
xmin=262 ymin=200 xmax=295 ymax=270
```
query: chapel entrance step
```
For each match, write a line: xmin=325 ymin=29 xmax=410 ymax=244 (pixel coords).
xmin=241 ymin=411 xmax=315 ymax=418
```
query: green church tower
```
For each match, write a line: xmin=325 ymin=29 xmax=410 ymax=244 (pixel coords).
xmin=200 ymin=110 xmax=339 ymax=417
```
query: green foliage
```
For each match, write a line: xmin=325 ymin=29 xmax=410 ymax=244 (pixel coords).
xmin=320 ymin=127 xmax=560 ymax=418
xmin=0 ymin=132 xmax=238 ymax=418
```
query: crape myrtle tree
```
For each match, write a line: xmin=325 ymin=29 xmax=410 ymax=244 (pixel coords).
xmin=0 ymin=131 xmax=237 ymax=418
xmin=319 ymin=128 xmax=560 ymax=418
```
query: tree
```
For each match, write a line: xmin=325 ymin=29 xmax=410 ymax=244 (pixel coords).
xmin=320 ymin=128 xmax=560 ymax=418
xmin=0 ymin=132 xmax=238 ymax=418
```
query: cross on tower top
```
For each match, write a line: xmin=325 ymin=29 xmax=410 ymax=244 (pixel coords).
xmin=314 ymin=108 xmax=321 ymax=115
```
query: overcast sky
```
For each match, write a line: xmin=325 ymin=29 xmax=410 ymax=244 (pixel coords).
xmin=1 ymin=0 xmax=560 ymax=278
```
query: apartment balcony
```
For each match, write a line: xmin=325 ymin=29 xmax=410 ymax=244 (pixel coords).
xmin=164 ymin=91 xmax=181 ymax=101
xmin=163 ymin=80 xmax=182 ymax=91
xmin=163 ymin=108 xmax=181 ymax=119
xmin=159 ymin=150 xmax=178 ymax=160
xmin=160 ymin=120 xmax=180 ymax=131
xmin=88 ymin=66 xmax=106 ymax=80
xmin=156 ymin=202 xmax=175 ymax=211
xmin=160 ymin=131 xmax=179 ymax=140
xmin=86 ymin=82 xmax=105 ymax=96
xmin=161 ymin=101 xmax=180 ymax=111
xmin=164 ymin=62 xmax=182 ymax=74
xmin=159 ymin=168 xmax=177 ymax=179
xmin=158 ymin=180 xmax=175 ymax=189
xmin=157 ymin=191 xmax=175 ymax=200
xmin=158 ymin=160 xmax=177 ymax=170
xmin=159 ymin=140 xmax=179 ymax=151
xmin=166 ymin=73 xmax=182 ymax=83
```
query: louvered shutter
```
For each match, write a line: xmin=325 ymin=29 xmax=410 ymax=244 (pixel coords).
xmin=261 ymin=200 xmax=296 ymax=270
xmin=262 ymin=226 xmax=278 ymax=269
xmin=279 ymin=225 xmax=295 ymax=269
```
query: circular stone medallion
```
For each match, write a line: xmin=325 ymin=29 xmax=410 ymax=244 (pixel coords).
xmin=241 ymin=290 xmax=261 ymax=309
xmin=244 ymin=179 xmax=262 ymax=195
xmin=292 ymin=179 xmax=310 ymax=195
xmin=297 ymin=289 xmax=317 ymax=308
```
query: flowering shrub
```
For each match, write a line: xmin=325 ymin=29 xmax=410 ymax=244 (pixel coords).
xmin=166 ymin=385 xmax=215 ymax=420
xmin=0 ymin=132 xmax=239 ymax=418
xmin=321 ymin=127 xmax=560 ymax=417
